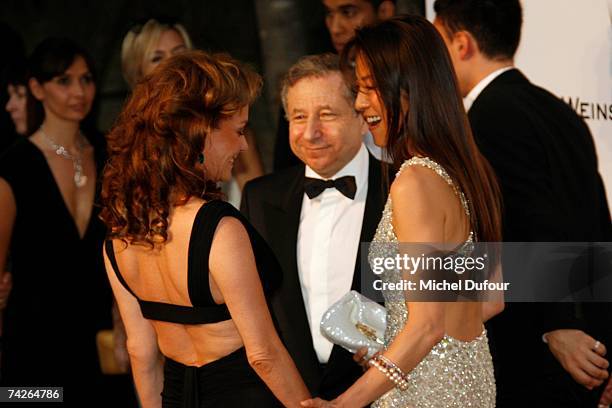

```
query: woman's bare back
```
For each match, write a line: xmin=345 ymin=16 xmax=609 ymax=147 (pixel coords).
xmin=112 ymin=199 xmax=244 ymax=366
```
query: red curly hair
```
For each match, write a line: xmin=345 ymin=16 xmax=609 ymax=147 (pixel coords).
xmin=100 ymin=50 xmax=262 ymax=247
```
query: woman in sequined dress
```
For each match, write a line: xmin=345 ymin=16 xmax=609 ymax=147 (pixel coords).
xmin=301 ymin=15 xmax=503 ymax=408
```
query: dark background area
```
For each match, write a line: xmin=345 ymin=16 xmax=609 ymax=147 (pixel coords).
xmin=1 ymin=0 xmax=423 ymax=170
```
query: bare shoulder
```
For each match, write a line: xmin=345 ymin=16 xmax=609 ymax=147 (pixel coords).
xmin=390 ymin=164 xmax=451 ymax=212
xmin=212 ymin=216 xmax=249 ymax=248
xmin=390 ymin=164 xmax=454 ymax=242
xmin=209 ymin=214 xmax=253 ymax=280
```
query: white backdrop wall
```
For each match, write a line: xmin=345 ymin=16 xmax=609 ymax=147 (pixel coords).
xmin=425 ymin=0 xmax=612 ymax=205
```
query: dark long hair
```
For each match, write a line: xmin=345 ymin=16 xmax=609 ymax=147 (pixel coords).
xmin=100 ymin=50 xmax=262 ymax=247
xmin=343 ymin=14 xmax=502 ymax=242
xmin=25 ymin=37 xmax=97 ymax=135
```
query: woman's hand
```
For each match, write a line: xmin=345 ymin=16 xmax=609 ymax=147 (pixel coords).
xmin=353 ymin=347 xmax=370 ymax=371
xmin=300 ymin=398 xmax=339 ymax=407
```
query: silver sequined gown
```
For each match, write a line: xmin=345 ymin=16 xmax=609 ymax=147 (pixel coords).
xmin=369 ymin=157 xmax=496 ymax=408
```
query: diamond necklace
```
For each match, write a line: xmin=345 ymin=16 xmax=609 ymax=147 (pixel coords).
xmin=39 ymin=127 xmax=88 ymax=188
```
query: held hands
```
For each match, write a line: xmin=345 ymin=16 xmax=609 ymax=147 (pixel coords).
xmin=353 ymin=346 xmax=370 ymax=371
xmin=300 ymin=398 xmax=339 ymax=407
xmin=545 ymin=329 xmax=609 ymax=390
xmin=300 ymin=348 xmax=371 ymax=406
xmin=0 ymin=272 xmax=12 ymax=310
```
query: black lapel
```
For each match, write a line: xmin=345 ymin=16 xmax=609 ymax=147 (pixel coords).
xmin=264 ymin=165 xmax=323 ymax=391
xmin=262 ymin=165 xmax=304 ymax=279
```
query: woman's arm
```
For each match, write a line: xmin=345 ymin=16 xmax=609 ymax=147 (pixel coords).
xmin=315 ymin=168 xmax=448 ymax=407
xmin=209 ymin=217 xmax=310 ymax=407
xmin=111 ymin=300 xmax=131 ymax=373
xmin=482 ymin=263 xmax=504 ymax=322
xmin=0 ymin=178 xmax=15 ymax=308
xmin=103 ymin=249 xmax=163 ymax=408
xmin=0 ymin=178 xmax=16 ymax=338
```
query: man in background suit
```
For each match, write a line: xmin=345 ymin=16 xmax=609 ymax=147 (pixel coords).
xmin=241 ymin=53 xmax=386 ymax=400
xmin=433 ymin=1 xmax=612 ymax=407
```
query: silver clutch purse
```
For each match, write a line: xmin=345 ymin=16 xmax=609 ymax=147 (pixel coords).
xmin=320 ymin=290 xmax=387 ymax=358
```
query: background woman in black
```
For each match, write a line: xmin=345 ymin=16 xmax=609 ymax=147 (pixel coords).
xmin=0 ymin=37 xmax=115 ymax=400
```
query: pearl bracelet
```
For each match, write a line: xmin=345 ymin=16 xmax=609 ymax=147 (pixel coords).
xmin=368 ymin=353 xmax=409 ymax=391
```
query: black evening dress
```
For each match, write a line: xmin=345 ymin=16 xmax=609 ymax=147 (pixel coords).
xmin=105 ymin=200 xmax=283 ymax=408
xmin=0 ymin=137 xmax=134 ymax=405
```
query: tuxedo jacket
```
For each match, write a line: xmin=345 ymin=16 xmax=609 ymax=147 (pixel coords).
xmin=469 ymin=68 xmax=612 ymax=406
xmin=241 ymin=155 xmax=387 ymax=399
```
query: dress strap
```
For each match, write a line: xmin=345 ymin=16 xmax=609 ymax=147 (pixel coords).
xmin=187 ymin=200 xmax=241 ymax=307
xmin=104 ymin=240 xmax=138 ymax=298
xmin=397 ymin=157 xmax=471 ymax=219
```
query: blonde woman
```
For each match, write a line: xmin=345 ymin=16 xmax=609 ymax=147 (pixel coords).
xmin=121 ymin=18 xmax=193 ymax=89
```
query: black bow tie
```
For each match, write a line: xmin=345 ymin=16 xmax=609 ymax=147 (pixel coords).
xmin=304 ymin=176 xmax=357 ymax=200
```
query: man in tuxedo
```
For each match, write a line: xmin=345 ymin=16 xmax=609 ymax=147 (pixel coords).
xmin=241 ymin=53 xmax=386 ymax=399
xmin=433 ymin=1 xmax=612 ymax=407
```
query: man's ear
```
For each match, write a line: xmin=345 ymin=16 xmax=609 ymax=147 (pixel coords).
xmin=377 ymin=0 xmax=395 ymax=21
xmin=28 ymin=78 xmax=45 ymax=102
xmin=453 ymin=30 xmax=477 ymax=61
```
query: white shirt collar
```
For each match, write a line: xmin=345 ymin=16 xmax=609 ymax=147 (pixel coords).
xmin=304 ymin=142 xmax=369 ymax=190
xmin=463 ymin=66 xmax=514 ymax=111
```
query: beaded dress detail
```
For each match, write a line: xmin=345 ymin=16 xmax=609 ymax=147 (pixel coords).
xmin=369 ymin=157 xmax=495 ymax=408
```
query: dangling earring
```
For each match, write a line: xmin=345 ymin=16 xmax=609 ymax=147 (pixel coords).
xmin=198 ymin=153 xmax=205 ymax=164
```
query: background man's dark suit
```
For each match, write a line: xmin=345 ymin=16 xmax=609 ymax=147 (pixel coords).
xmin=469 ymin=68 xmax=612 ymax=407
xmin=241 ymin=155 xmax=386 ymax=400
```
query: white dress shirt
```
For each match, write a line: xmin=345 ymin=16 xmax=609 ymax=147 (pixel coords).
xmin=297 ymin=143 xmax=369 ymax=363
xmin=463 ymin=66 xmax=514 ymax=112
